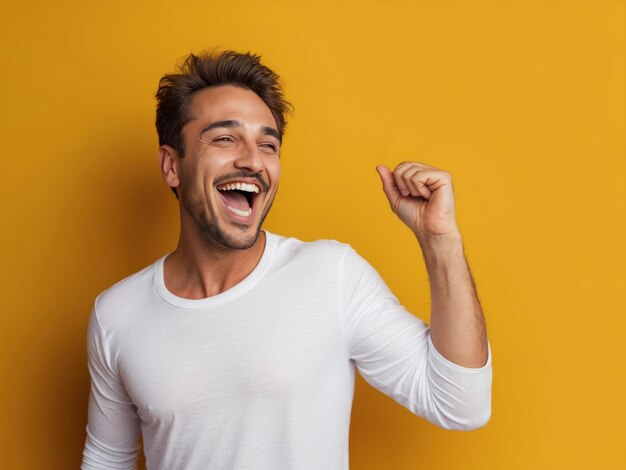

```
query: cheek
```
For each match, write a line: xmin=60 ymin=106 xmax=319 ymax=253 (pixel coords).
xmin=180 ymin=166 xmax=214 ymax=203
xmin=268 ymin=159 xmax=281 ymax=184
xmin=181 ymin=168 xmax=202 ymax=194
xmin=186 ymin=160 xmax=218 ymax=190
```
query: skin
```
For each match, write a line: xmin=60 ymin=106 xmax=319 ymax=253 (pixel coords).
xmin=377 ymin=163 xmax=489 ymax=367
xmin=158 ymin=85 xmax=281 ymax=299
xmin=159 ymin=83 xmax=488 ymax=368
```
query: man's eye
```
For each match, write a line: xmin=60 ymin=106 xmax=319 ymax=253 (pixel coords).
xmin=215 ymin=136 xmax=235 ymax=143
xmin=260 ymin=143 xmax=278 ymax=152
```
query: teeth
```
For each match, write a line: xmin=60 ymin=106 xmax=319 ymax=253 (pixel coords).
xmin=227 ymin=206 xmax=252 ymax=217
xmin=217 ymin=182 xmax=259 ymax=193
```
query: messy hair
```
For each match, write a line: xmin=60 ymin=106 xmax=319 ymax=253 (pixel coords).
xmin=155 ymin=49 xmax=294 ymax=198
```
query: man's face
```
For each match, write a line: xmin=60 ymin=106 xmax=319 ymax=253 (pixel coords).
xmin=173 ymin=84 xmax=281 ymax=250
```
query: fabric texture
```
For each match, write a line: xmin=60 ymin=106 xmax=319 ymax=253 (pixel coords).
xmin=81 ymin=231 xmax=492 ymax=470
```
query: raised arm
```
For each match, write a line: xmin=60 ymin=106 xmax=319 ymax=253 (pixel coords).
xmin=335 ymin=161 xmax=491 ymax=431
xmin=376 ymin=162 xmax=488 ymax=368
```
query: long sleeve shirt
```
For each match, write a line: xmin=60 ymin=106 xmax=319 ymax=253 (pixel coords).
xmin=82 ymin=231 xmax=492 ymax=469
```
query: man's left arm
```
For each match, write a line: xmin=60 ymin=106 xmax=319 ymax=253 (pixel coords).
xmin=376 ymin=161 xmax=488 ymax=368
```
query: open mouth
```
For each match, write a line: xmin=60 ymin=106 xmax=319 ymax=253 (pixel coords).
xmin=216 ymin=181 xmax=261 ymax=219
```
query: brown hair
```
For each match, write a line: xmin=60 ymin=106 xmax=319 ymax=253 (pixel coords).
xmin=155 ymin=49 xmax=294 ymax=198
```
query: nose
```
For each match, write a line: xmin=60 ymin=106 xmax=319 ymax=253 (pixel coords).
xmin=233 ymin=141 xmax=264 ymax=174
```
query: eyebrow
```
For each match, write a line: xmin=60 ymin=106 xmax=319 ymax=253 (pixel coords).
xmin=200 ymin=119 xmax=281 ymax=142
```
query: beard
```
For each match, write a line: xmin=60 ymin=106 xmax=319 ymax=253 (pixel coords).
xmin=181 ymin=187 xmax=276 ymax=251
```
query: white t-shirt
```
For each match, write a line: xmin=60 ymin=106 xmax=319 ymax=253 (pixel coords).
xmin=81 ymin=231 xmax=492 ymax=470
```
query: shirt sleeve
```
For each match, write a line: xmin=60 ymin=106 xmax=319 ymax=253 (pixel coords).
xmin=81 ymin=304 xmax=141 ymax=469
xmin=338 ymin=245 xmax=493 ymax=431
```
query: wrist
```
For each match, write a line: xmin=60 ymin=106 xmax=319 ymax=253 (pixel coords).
xmin=415 ymin=230 xmax=465 ymax=268
xmin=415 ymin=229 xmax=463 ymax=250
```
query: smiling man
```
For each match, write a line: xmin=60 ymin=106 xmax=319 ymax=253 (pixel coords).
xmin=81 ymin=50 xmax=493 ymax=470
xmin=157 ymin=82 xmax=283 ymax=299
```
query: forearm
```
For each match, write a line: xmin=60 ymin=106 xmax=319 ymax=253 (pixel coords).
xmin=417 ymin=230 xmax=489 ymax=368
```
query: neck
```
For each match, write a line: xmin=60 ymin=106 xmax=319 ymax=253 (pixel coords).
xmin=163 ymin=227 xmax=267 ymax=300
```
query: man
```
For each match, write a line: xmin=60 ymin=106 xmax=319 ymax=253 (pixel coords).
xmin=81 ymin=50 xmax=492 ymax=470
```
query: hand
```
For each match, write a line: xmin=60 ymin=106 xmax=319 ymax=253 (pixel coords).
xmin=376 ymin=162 xmax=460 ymax=238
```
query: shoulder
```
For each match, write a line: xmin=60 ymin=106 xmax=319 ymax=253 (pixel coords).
xmin=268 ymin=231 xmax=353 ymax=267
xmin=92 ymin=258 xmax=159 ymax=332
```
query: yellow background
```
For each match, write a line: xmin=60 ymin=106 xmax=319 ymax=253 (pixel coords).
xmin=1 ymin=0 xmax=624 ymax=468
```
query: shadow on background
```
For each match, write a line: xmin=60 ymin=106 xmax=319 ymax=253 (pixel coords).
xmin=27 ymin=120 xmax=174 ymax=468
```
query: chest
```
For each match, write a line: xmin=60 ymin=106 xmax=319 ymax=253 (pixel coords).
xmin=119 ymin=298 xmax=345 ymax=424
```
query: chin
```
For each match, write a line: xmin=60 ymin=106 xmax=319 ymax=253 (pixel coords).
xmin=199 ymin=215 xmax=264 ymax=251
xmin=217 ymin=226 xmax=261 ymax=250
xmin=212 ymin=197 xmax=274 ymax=250
xmin=185 ymin=190 xmax=273 ymax=251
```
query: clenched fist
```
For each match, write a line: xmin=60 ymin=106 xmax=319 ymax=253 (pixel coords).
xmin=376 ymin=162 xmax=461 ymax=238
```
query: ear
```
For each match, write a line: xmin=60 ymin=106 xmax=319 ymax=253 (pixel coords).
xmin=158 ymin=145 xmax=181 ymax=194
